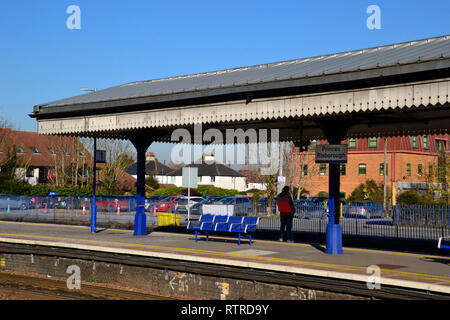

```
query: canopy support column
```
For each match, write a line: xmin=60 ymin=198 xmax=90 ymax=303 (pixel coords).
xmin=316 ymin=118 xmax=356 ymax=254
xmin=129 ymin=135 xmax=152 ymax=236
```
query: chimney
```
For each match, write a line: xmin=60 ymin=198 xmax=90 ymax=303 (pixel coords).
xmin=204 ymin=152 xmax=215 ymax=162
xmin=146 ymin=152 xmax=156 ymax=161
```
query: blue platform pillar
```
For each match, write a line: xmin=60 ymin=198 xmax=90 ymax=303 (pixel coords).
xmin=315 ymin=118 xmax=355 ymax=254
xmin=90 ymin=137 xmax=97 ymax=233
xmin=326 ymin=163 xmax=343 ymax=254
xmin=129 ymin=136 xmax=152 ymax=236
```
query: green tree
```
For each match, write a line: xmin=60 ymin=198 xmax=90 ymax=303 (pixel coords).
xmin=348 ymin=179 xmax=391 ymax=205
xmin=264 ymin=174 xmax=277 ymax=215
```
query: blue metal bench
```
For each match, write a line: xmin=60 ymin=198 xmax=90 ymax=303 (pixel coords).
xmin=438 ymin=236 xmax=450 ymax=250
xmin=188 ymin=215 xmax=259 ymax=245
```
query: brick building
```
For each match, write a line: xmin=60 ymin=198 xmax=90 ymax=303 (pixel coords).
xmin=290 ymin=134 xmax=448 ymax=202
xmin=0 ymin=128 xmax=92 ymax=185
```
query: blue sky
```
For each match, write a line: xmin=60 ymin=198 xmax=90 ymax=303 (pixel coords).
xmin=0 ymin=0 xmax=449 ymax=162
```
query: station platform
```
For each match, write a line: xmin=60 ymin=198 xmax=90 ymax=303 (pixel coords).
xmin=0 ymin=220 xmax=449 ymax=299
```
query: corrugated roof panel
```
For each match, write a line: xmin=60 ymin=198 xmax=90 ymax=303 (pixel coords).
xmin=34 ymin=35 xmax=450 ymax=111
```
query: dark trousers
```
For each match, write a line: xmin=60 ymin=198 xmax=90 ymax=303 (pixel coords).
xmin=279 ymin=214 xmax=293 ymax=241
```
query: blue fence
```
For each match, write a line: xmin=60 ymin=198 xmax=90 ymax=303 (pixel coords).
xmin=0 ymin=194 xmax=448 ymax=243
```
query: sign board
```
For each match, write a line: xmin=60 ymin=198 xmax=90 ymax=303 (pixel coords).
xmin=277 ymin=176 xmax=286 ymax=185
xmin=315 ymin=144 xmax=347 ymax=163
xmin=182 ymin=167 xmax=198 ymax=189
xmin=95 ymin=150 xmax=107 ymax=163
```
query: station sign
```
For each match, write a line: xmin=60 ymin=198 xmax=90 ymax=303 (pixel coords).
xmin=277 ymin=176 xmax=286 ymax=185
xmin=315 ymin=144 xmax=347 ymax=164
xmin=95 ymin=150 xmax=107 ymax=163
xmin=182 ymin=167 xmax=198 ymax=189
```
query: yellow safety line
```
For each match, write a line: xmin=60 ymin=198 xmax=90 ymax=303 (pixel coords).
xmin=1 ymin=220 xmax=449 ymax=259
xmin=0 ymin=232 xmax=449 ymax=282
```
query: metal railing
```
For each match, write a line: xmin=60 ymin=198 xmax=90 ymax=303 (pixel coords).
xmin=0 ymin=194 xmax=448 ymax=242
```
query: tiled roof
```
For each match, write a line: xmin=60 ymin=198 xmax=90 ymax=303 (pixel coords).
xmin=0 ymin=128 xmax=92 ymax=168
xmin=312 ymin=134 xmax=448 ymax=153
xmin=125 ymin=159 xmax=173 ymax=176
xmin=166 ymin=162 xmax=244 ymax=177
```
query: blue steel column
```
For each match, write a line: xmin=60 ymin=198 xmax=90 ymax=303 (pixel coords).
xmin=316 ymin=118 xmax=355 ymax=254
xmin=134 ymin=142 xmax=147 ymax=236
xmin=326 ymin=163 xmax=342 ymax=254
xmin=90 ymin=137 xmax=97 ymax=233
xmin=129 ymin=135 xmax=152 ymax=236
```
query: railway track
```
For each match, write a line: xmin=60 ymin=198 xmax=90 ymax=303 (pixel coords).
xmin=0 ymin=272 xmax=170 ymax=300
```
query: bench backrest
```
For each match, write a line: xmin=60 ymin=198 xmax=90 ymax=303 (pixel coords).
xmin=200 ymin=214 xmax=214 ymax=221
xmin=213 ymin=215 xmax=229 ymax=224
xmin=228 ymin=216 xmax=244 ymax=225
xmin=243 ymin=217 xmax=259 ymax=225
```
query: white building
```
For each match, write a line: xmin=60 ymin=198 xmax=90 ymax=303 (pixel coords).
xmin=166 ymin=153 xmax=247 ymax=191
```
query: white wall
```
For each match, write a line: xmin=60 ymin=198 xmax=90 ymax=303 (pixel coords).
xmin=167 ymin=175 xmax=247 ymax=192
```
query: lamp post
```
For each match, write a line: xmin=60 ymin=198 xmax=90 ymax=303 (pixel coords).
xmin=79 ymin=88 xmax=98 ymax=233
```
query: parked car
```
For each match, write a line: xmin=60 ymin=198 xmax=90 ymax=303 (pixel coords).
xmin=305 ymin=197 xmax=328 ymax=205
xmin=218 ymin=196 xmax=252 ymax=216
xmin=202 ymin=195 xmax=224 ymax=203
xmin=0 ymin=194 xmax=30 ymax=210
xmin=343 ymin=201 xmax=384 ymax=219
xmin=154 ymin=196 xmax=184 ymax=212
xmin=174 ymin=196 xmax=205 ymax=214
xmin=95 ymin=198 xmax=130 ymax=212
xmin=296 ymin=200 xmax=327 ymax=219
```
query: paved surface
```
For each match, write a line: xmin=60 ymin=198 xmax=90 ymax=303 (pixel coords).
xmin=0 ymin=221 xmax=449 ymax=295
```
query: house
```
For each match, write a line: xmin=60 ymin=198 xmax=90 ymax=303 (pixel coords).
xmin=125 ymin=152 xmax=173 ymax=185
xmin=0 ymin=128 xmax=92 ymax=186
xmin=289 ymin=134 xmax=449 ymax=202
xmin=165 ymin=153 xmax=247 ymax=191
xmin=240 ymin=168 xmax=267 ymax=191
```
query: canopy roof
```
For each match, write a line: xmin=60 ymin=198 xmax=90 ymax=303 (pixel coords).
xmin=31 ymin=35 xmax=450 ymax=142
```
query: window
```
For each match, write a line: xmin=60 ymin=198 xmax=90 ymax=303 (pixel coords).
xmin=348 ymin=138 xmax=357 ymax=149
xmin=340 ymin=164 xmax=346 ymax=176
xmin=170 ymin=176 xmax=176 ymax=183
xmin=368 ymin=137 xmax=378 ymax=148
xmin=26 ymin=167 xmax=34 ymax=178
xmin=436 ymin=140 xmax=446 ymax=153
xmin=210 ymin=176 xmax=215 ymax=183
xmin=302 ymin=164 xmax=308 ymax=176
xmin=429 ymin=165 xmax=433 ymax=178
xmin=411 ymin=136 xmax=418 ymax=149
xmin=29 ymin=146 xmax=40 ymax=154
xmin=78 ymin=150 xmax=85 ymax=157
xmin=16 ymin=146 xmax=25 ymax=154
xmin=358 ymin=163 xmax=367 ymax=176
xmin=48 ymin=147 xmax=56 ymax=155
xmin=379 ymin=163 xmax=388 ymax=176
xmin=422 ymin=135 xmax=429 ymax=150
xmin=319 ymin=164 xmax=327 ymax=176
xmin=406 ymin=163 xmax=411 ymax=176
xmin=418 ymin=164 xmax=423 ymax=177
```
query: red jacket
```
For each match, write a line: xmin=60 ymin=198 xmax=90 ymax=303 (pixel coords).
xmin=276 ymin=193 xmax=295 ymax=214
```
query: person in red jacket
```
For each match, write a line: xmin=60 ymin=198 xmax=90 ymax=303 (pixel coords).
xmin=276 ymin=186 xmax=295 ymax=242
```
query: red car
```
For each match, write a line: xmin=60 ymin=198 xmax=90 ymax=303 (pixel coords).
xmin=96 ymin=199 xmax=130 ymax=212
xmin=155 ymin=196 xmax=182 ymax=212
